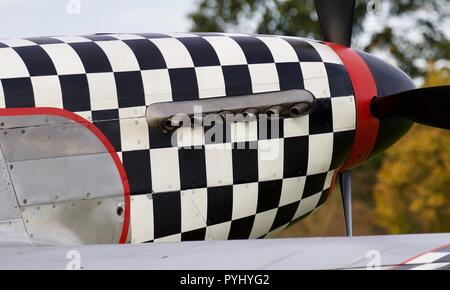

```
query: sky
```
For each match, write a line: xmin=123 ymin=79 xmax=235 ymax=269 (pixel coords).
xmin=0 ymin=0 xmax=197 ymax=38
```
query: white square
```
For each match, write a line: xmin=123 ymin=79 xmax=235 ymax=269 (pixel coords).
xmin=41 ymin=43 xmax=85 ymax=75
xmin=283 ymin=116 xmax=309 ymax=138
xmin=0 ymin=48 xmax=29 ymax=78
xmin=154 ymin=233 xmax=181 ymax=243
xmin=0 ymin=81 xmax=5 ymax=108
xmin=96 ymin=40 xmax=140 ymax=72
xmin=75 ymin=111 xmax=92 ymax=122
xmin=230 ymin=121 xmax=258 ymax=143
xmin=324 ymin=170 xmax=335 ymax=190
xmin=304 ymin=77 xmax=331 ymax=99
xmin=130 ymin=194 xmax=154 ymax=243
xmin=204 ymin=36 xmax=247 ymax=65
xmin=307 ymin=41 xmax=343 ymax=64
xmin=232 ymin=183 xmax=258 ymax=220
xmin=206 ymin=221 xmax=231 ymax=240
xmin=119 ymin=116 xmax=150 ymax=151
xmin=205 ymin=143 xmax=233 ymax=187
xmin=307 ymin=133 xmax=333 ymax=175
xmin=300 ymin=62 xmax=327 ymax=79
xmin=249 ymin=209 xmax=277 ymax=239
xmin=150 ymin=147 xmax=181 ymax=192
xmin=195 ymin=66 xmax=225 ymax=98
xmin=279 ymin=176 xmax=306 ymax=206
xmin=332 ymin=96 xmax=356 ymax=132
xmin=249 ymin=63 xmax=280 ymax=93
xmin=181 ymin=188 xmax=208 ymax=232
xmin=293 ymin=192 xmax=322 ymax=219
xmin=87 ymin=73 xmax=118 ymax=110
xmin=176 ymin=126 xmax=205 ymax=148
xmin=31 ymin=76 xmax=63 ymax=108
xmin=141 ymin=69 xmax=172 ymax=104
xmin=52 ymin=36 xmax=91 ymax=43
xmin=406 ymin=252 xmax=450 ymax=264
xmin=258 ymin=139 xmax=284 ymax=181
xmin=118 ymin=106 xmax=146 ymax=118
xmin=257 ymin=37 xmax=298 ymax=63
xmin=108 ymin=34 xmax=145 ymax=40
xmin=0 ymin=38 xmax=35 ymax=47
xmin=150 ymin=38 xmax=194 ymax=68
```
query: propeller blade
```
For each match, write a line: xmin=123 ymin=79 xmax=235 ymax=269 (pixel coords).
xmin=371 ymin=85 xmax=450 ymax=130
xmin=314 ymin=0 xmax=355 ymax=47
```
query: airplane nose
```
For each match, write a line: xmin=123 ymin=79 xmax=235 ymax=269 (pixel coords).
xmin=356 ymin=50 xmax=416 ymax=160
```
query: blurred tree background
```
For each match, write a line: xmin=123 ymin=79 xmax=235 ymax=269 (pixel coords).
xmin=188 ymin=0 xmax=450 ymax=236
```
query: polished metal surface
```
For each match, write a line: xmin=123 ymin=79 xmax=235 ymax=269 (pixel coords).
xmin=21 ymin=196 xmax=125 ymax=245
xmin=0 ymin=219 xmax=31 ymax=247
xmin=0 ymin=115 xmax=106 ymax=162
xmin=9 ymin=153 xmax=123 ymax=206
xmin=0 ymin=146 xmax=21 ymax=220
xmin=146 ymin=89 xmax=316 ymax=129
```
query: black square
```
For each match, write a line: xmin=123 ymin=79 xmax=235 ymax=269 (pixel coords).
xmin=309 ymin=98 xmax=333 ymax=134
xmin=231 ymin=37 xmax=274 ymax=64
xmin=149 ymin=128 xmax=175 ymax=149
xmin=207 ymin=186 xmax=233 ymax=226
xmin=2 ymin=78 xmax=35 ymax=108
xmin=222 ymin=65 xmax=252 ymax=96
xmin=92 ymin=119 xmax=121 ymax=151
xmin=283 ymin=136 xmax=308 ymax=178
xmin=317 ymin=188 xmax=332 ymax=208
xmin=436 ymin=254 xmax=450 ymax=263
xmin=276 ymin=62 xmax=304 ymax=90
xmin=283 ymin=38 xmax=322 ymax=62
xmin=91 ymin=109 xmax=119 ymax=121
xmin=325 ymin=63 xmax=354 ymax=97
xmin=69 ymin=42 xmax=112 ymax=73
xmin=257 ymin=180 xmax=283 ymax=213
xmin=181 ymin=228 xmax=206 ymax=241
xmin=232 ymin=141 xmax=258 ymax=184
xmin=204 ymin=118 xmax=231 ymax=144
xmin=228 ymin=215 xmax=255 ymax=240
xmin=169 ymin=68 xmax=199 ymax=101
xmin=25 ymin=37 xmax=63 ymax=45
xmin=0 ymin=42 xmax=8 ymax=48
xmin=303 ymin=173 xmax=328 ymax=198
xmin=13 ymin=46 xmax=57 ymax=76
xmin=115 ymin=71 xmax=145 ymax=108
xmin=59 ymin=74 xmax=91 ymax=112
xmin=122 ymin=150 xmax=152 ymax=195
xmin=135 ymin=33 xmax=171 ymax=39
xmin=153 ymin=191 xmax=181 ymax=239
xmin=177 ymin=37 xmax=220 ymax=67
xmin=257 ymin=116 xmax=284 ymax=140
xmin=178 ymin=146 xmax=207 ymax=189
xmin=124 ymin=39 xmax=167 ymax=70
xmin=82 ymin=34 xmax=117 ymax=41
xmin=270 ymin=201 xmax=300 ymax=231
xmin=330 ymin=130 xmax=355 ymax=169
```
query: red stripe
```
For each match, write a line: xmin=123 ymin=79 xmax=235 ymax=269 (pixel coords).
xmin=326 ymin=43 xmax=379 ymax=171
xmin=0 ymin=107 xmax=130 ymax=244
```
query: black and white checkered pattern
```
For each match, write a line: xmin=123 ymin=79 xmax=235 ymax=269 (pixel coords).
xmin=395 ymin=244 xmax=450 ymax=270
xmin=0 ymin=33 xmax=356 ymax=243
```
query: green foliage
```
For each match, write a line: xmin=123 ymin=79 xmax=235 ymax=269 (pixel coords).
xmin=189 ymin=0 xmax=450 ymax=78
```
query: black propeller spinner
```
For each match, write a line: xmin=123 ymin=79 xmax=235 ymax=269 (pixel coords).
xmin=314 ymin=0 xmax=450 ymax=236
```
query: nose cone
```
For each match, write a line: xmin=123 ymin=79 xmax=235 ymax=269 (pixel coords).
xmin=356 ymin=50 xmax=416 ymax=159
